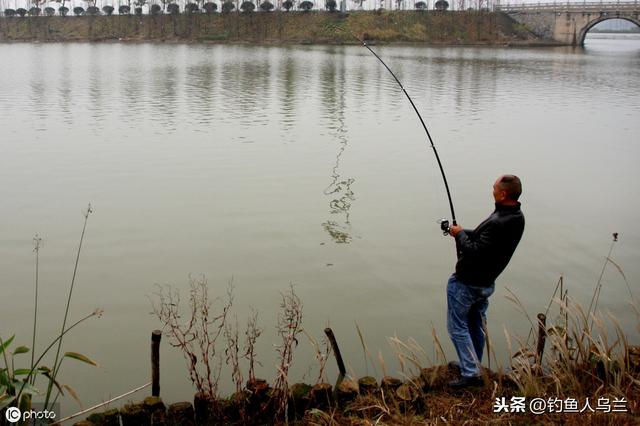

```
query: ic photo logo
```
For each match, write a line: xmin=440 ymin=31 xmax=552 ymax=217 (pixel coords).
xmin=4 ymin=407 xmax=21 ymax=423
xmin=4 ymin=406 xmax=57 ymax=424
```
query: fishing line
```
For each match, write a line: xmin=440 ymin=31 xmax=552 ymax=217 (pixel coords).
xmin=340 ymin=29 xmax=457 ymax=233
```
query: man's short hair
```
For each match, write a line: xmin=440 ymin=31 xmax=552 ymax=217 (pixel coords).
xmin=498 ymin=175 xmax=522 ymax=201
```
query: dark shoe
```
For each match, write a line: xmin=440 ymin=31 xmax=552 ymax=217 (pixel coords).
xmin=448 ymin=375 xmax=483 ymax=389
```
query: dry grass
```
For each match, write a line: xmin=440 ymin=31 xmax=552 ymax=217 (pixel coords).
xmin=149 ymin=236 xmax=639 ymax=424
xmin=301 ymin=268 xmax=639 ymax=425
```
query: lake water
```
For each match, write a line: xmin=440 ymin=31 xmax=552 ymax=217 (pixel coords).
xmin=1 ymin=35 xmax=639 ymax=415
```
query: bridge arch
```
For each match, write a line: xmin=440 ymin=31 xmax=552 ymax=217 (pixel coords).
xmin=578 ymin=16 xmax=640 ymax=46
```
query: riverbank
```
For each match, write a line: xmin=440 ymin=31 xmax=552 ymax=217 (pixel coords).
xmin=0 ymin=11 xmax=550 ymax=45
xmin=68 ymin=361 xmax=640 ymax=425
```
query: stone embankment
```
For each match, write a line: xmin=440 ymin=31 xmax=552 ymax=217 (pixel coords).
xmin=70 ymin=370 xmax=458 ymax=425
xmin=0 ymin=11 xmax=547 ymax=45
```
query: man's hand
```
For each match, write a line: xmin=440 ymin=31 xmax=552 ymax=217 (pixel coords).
xmin=449 ymin=224 xmax=462 ymax=237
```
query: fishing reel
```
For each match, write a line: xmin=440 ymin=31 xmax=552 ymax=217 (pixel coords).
xmin=437 ymin=219 xmax=450 ymax=236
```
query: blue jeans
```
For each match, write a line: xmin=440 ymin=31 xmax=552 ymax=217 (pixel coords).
xmin=447 ymin=274 xmax=495 ymax=378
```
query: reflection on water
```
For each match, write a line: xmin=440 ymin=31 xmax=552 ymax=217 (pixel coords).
xmin=320 ymin=49 xmax=356 ymax=244
xmin=151 ymin=64 xmax=179 ymax=132
xmin=28 ymin=45 xmax=46 ymax=131
xmin=279 ymin=55 xmax=297 ymax=132
xmin=88 ymin=46 xmax=105 ymax=128
xmin=1 ymin=40 xmax=639 ymax=414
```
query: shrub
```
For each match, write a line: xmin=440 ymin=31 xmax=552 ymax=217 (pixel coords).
xmin=434 ymin=0 xmax=448 ymax=10
xmin=28 ymin=6 xmax=41 ymax=15
xmin=150 ymin=3 xmax=162 ymax=14
xmin=58 ymin=6 xmax=69 ymax=15
xmin=325 ymin=0 xmax=336 ymax=11
xmin=86 ymin=6 xmax=100 ymax=15
xmin=102 ymin=5 xmax=114 ymax=15
xmin=282 ymin=0 xmax=293 ymax=10
xmin=73 ymin=6 xmax=85 ymax=15
xmin=4 ymin=8 xmax=16 ymax=16
xmin=185 ymin=2 xmax=199 ymax=13
xmin=415 ymin=0 xmax=426 ymax=9
xmin=150 ymin=280 xmax=303 ymax=423
xmin=240 ymin=1 xmax=254 ymax=12
xmin=298 ymin=0 xmax=312 ymax=10
xmin=118 ymin=4 xmax=130 ymax=13
xmin=221 ymin=1 xmax=234 ymax=12
xmin=134 ymin=6 xmax=143 ymax=14
xmin=167 ymin=3 xmax=179 ymax=13
xmin=259 ymin=1 xmax=273 ymax=11
xmin=44 ymin=6 xmax=55 ymax=15
xmin=16 ymin=8 xmax=27 ymax=16
xmin=203 ymin=2 xmax=217 ymax=12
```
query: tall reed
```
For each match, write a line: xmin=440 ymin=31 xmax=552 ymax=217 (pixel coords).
xmin=30 ymin=234 xmax=42 ymax=385
xmin=44 ymin=204 xmax=93 ymax=408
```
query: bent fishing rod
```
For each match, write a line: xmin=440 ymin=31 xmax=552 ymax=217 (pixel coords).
xmin=342 ymin=30 xmax=457 ymax=235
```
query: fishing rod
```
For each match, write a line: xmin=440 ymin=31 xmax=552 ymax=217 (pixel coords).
xmin=342 ymin=30 xmax=457 ymax=235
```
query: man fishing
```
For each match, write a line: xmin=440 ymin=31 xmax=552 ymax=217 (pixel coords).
xmin=446 ymin=174 xmax=525 ymax=388
xmin=348 ymin=36 xmax=525 ymax=389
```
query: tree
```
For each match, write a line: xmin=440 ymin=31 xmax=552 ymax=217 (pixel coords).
xmin=133 ymin=0 xmax=146 ymax=14
xmin=31 ymin=0 xmax=45 ymax=13
xmin=54 ymin=0 xmax=69 ymax=14
xmin=102 ymin=5 xmax=115 ymax=14
xmin=4 ymin=8 xmax=17 ymax=16
xmin=150 ymin=3 xmax=162 ymax=13
xmin=16 ymin=7 xmax=28 ymax=16
xmin=159 ymin=0 xmax=171 ymax=12
xmin=259 ymin=0 xmax=273 ymax=10
xmin=86 ymin=5 xmax=100 ymax=14
xmin=203 ymin=2 xmax=218 ymax=12
xmin=28 ymin=6 xmax=41 ymax=15
xmin=434 ymin=0 xmax=448 ymax=9
xmin=298 ymin=0 xmax=312 ymax=10
xmin=118 ymin=4 xmax=131 ymax=13
xmin=185 ymin=2 xmax=199 ymax=12
xmin=166 ymin=3 xmax=179 ymax=13
xmin=221 ymin=1 xmax=234 ymax=12
xmin=73 ymin=6 xmax=85 ymax=15
xmin=240 ymin=0 xmax=254 ymax=11
xmin=282 ymin=0 xmax=293 ymax=10
xmin=325 ymin=0 xmax=337 ymax=11
xmin=44 ymin=6 xmax=56 ymax=15
xmin=415 ymin=0 xmax=426 ymax=9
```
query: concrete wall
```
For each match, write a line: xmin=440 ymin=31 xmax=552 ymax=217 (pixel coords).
xmin=0 ymin=11 xmax=540 ymax=44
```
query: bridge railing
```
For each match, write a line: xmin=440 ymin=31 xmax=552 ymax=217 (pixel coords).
xmin=497 ymin=0 xmax=639 ymax=12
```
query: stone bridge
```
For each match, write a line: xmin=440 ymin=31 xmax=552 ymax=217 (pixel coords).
xmin=497 ymin=1 xmax=640 ymax=45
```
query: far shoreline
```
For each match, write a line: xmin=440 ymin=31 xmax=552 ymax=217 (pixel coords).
xmin=0 ymin=11 xmax=557 ymax=46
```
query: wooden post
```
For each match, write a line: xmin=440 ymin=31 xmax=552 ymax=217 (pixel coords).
xmin=152 ymin=330 xmax=162 ymax=397
xmin=324 ymin=328 xmax=346 ymax=377
xmin=536 ymin=313 xmax=547 ymax=365
xmin=325 ymin=327 xmax=347 ymax=394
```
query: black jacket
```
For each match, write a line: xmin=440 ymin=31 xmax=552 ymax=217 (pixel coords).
xmin=454 ymin=202 xmax=525 ymax=287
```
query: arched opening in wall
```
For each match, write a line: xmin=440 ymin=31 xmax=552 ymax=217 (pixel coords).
xmin=583 ymin=18 xmax=640 ymax=51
